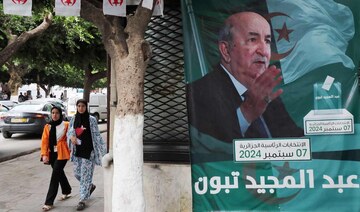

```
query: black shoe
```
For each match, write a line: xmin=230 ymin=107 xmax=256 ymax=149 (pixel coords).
xmin=76 ymin=202 xmax=85 ymax=211
xmin=90 ymin=184 xmax=96 ymax=196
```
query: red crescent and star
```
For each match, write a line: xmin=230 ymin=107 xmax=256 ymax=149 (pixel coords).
xmin=275 ymin=22 xmax=294 ymax=42
xmin=267 ymin=12 xmax=297 ymax=61
xmin=109 ymin=0 xmax=124 ymax=6
xmin=11 ymin=0 xmax=27 ymax=4
xmin=61 ymin=0 xmax=76 ymax=6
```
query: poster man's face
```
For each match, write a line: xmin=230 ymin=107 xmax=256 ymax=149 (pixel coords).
xmin=226 ymin=13 xmax=271 ymax=88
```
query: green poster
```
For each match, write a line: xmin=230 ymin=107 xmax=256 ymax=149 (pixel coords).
xmin=182 ymin=0 xmax=360 ymax=211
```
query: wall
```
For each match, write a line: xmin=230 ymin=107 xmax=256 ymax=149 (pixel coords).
xmin=103 ymin=162 xmax=192 ymax=212
xmin=143 ymin=163 xmax=192 ymax=212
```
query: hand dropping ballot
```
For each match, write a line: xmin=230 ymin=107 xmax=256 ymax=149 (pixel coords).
xmin=303 ymin=75 xmax=354 ymax=135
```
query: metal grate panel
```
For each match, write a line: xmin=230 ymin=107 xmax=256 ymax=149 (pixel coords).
xmin=143 ymin=6 xmax=189 ymax=163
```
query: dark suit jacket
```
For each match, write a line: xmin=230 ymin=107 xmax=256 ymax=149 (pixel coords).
xmin=187 ymin=65 xmax=304 ymax=143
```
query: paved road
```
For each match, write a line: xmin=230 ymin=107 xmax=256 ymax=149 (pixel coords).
xmin=0 ymin=133 xmax=41 ymax=163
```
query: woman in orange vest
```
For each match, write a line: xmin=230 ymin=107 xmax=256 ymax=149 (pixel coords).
xmin=40 ymin=106 xmax=72 ymax=211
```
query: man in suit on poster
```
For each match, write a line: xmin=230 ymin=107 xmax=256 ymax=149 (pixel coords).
xmin=187 ymin=11 xmax=304 ymax=143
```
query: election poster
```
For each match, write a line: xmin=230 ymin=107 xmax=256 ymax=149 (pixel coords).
xmin=182 ymin=0 xmax=360 ymax=211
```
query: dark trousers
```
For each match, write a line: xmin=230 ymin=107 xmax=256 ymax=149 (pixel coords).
xmin=45 ymin=154 xmax=72 ymax=205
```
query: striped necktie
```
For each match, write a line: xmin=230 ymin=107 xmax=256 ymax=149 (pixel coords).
xmin=242 ymin=92 xmax=271 ymax=138
xmin=252 ymin=116 xmax=270 ymax=138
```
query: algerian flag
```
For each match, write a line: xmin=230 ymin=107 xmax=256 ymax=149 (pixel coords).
xmin=103 ymin=0 xmax=126 ymax=17
xmin=152 ymin=0 xmax=164 ymax=16
xmin=267 ymin=0 xmax=355 ymax=84
xmin=3 ymin=0 xmax=32 ymax=16
xmin=55 ymin=0 xmax=81 ymax=17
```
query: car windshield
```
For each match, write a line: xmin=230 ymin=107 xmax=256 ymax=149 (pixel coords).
xmin=11 ymin=104 xmax=43 ymax=112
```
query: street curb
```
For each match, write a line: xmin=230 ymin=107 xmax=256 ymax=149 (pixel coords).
xmin=0 ymin=148 xmax=40 ymax=163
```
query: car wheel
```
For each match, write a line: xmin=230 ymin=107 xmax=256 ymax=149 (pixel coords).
xmin=3 ymin=131 xmax=12 ymax=138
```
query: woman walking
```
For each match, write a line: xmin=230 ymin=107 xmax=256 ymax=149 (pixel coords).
xmin=68 ymin=99 xmax=106 ymax=211
xmin=41 ymin=106 xmax=72 ymax=211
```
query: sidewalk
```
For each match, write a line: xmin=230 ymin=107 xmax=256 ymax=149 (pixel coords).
xmin=0 ymin=151 xmax=104 ymax=212
xmin=0 ymin=124 xmax=107 ymax=212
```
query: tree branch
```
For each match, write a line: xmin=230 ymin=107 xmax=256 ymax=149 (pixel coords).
xmin=81 ymin=0 xmax=127 ymax=57
xmin=126 ymin=0 xmax=154 ymax=39
xmin=0 ymin=13 xmax=53 ymax=66
xmin=90 ymin=70 xmax=107 ymax=81
xmin=80 ymin=0 xmax=106 ymax=34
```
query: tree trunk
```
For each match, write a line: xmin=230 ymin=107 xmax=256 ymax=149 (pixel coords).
xmin=83 ymin=65 xmax=107 ymax=102
xmin=80 ymin=1 xmax=153 ymax=211
xmin=8 ymin=70 xmax=22 ymax=96
xmin=112 ymin=114 xmax=145 ymax=211
xmin=83 ymin=78 xmax=91 ymax=102
xmin=110 ymin=6 xmax=152 ymax=209
xmin=111 ymin=49 xmax=149 ymax=210
xmin=39 ymin=84 xmax=50 ymax=97
xmin=7 ymin=62 xmax=29 ymax=96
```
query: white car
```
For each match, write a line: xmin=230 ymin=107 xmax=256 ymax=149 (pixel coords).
xmin=0 ymin=100 xmax=18 ymax=109
xmin=66 ymin=93 xmax=107 ymax=122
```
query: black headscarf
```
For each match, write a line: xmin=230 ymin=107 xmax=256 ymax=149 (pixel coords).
xmin=73 ymin=99 xmax=93 ymax=159
xmin=73 ymin=99 xmax=90 ymax=130
xmin=49 ymin=106 xmax=63 ymax=153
